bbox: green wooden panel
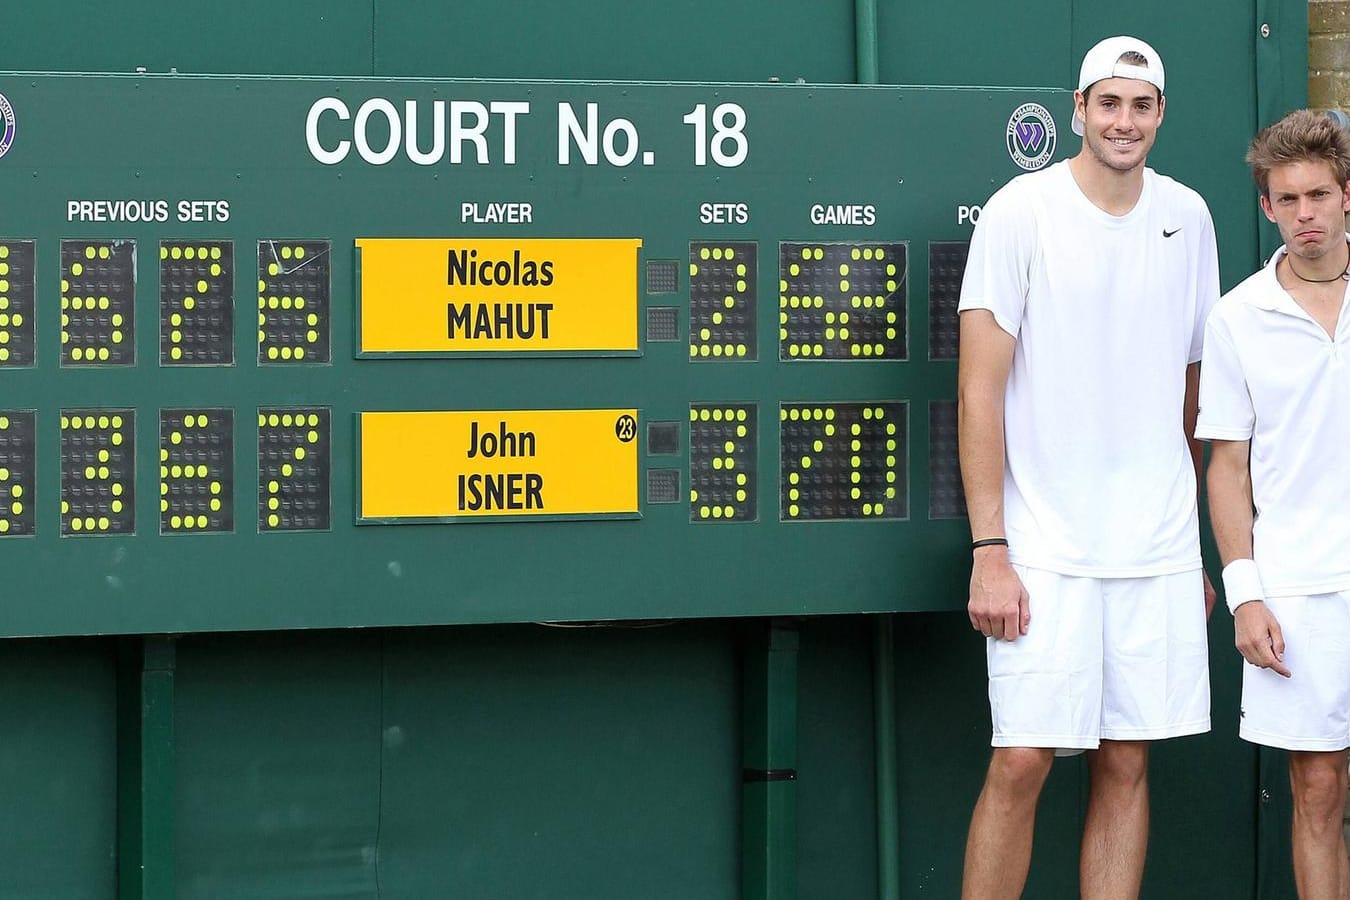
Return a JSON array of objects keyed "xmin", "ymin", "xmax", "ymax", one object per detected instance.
[
  {"xmin": 0, "ymin": 639, "xmax": 116, "ymax": 900},
  {"xmin": 795, "ymin": 616, "xmax": 878, "ymax": 898},
  {"xmin": 1142, "ymin": 617, "xmax": 1259, "ymax": 899},
  {"xmin": 373, "ymin": 0, "xmax": 856, "ymax": 82},
  {"xmin": 0, "ymin": 0, "xmax": 374, "ymax": 76},
  {"xmin": 173, "ymin": 632, "xmax": 383, "ymax": 899},
  {"xmin": 1255, "ymin": 0, "xmax": 1311, "ymax": 266},
  {"xmin": 877, "ymin": 0, "xmax": 1073, "ymax": 87},
  {"xmin": 173, "ymin": 625, "xmax": 739, "ymax": 899},
  {"xmin": 882, "ymin": 612, "xmax": 1083, "ymax": 897},
  {"xmin": 374, "ymin": 624, "xmax": 739, "ymax": 899}
]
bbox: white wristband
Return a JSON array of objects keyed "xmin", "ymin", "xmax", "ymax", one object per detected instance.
[{"xmin": 1221, "ymin": 558, "xmax": 1265, "ymax": 615}]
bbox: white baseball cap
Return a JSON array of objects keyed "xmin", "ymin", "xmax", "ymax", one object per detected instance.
[{"xmin": 1072, "ymin": 35, "xmax": 1166, "ymax": 135}]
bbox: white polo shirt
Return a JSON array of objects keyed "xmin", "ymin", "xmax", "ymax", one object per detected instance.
[
  {"xmin": 1195, "ymin": 243, "xmax": 1350, "ymax": 597},
  {"xmin": 959, "ymin": 161, "xmax": 1219, "ymax": 577}
]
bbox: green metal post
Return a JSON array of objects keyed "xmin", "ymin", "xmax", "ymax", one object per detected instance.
[
  {"xmin": 117, "ymin": 635, "xmax": 177, "ymax": 899},
  {"xmin": 742, "ymin": 619, "xmax": 800, "ymax": 900},
  {"xmin": 853, "ymin": 4, "xmax": 899, "ymax": 892},
  {"xmin": 873, "ymin": 615, "xmax": 900, "ymax": 900},
  {"xmin": 854, "ymin": 0, "xmax": 880, "ymax": 85}
]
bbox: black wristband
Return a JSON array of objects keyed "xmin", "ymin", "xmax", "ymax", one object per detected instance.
[{"xmin": 971, "ymin": 538, "xmax": 1009, "ymax": 550}]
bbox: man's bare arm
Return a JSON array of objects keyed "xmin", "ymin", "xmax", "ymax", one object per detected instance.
[
  {"xmin": 1207, "ymin": 439, "xmax": 1254, "ymax": 566},
  {"xmin": 1184, "ymin": 362, "xmax": 1218, "ymax": 616},
  {"xmin": 957, "ymin": 309, "xmax": 1028, "ymax": 641},
  {"xmin": 1207, "ymin": 438, "xmax": 1288, "ymax": 676}
]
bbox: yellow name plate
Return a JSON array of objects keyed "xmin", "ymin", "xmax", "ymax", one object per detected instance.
[
  {"xmin": 356, "ymin": 238, "xmax": 642, "ymax": 354},
  {"xmin": 359, "ymin": 409, "xmax": 639, "ymax": 520}
]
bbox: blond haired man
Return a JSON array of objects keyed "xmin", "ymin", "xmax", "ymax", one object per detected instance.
[{"xmin": 1199, "ymin": 109, "xmax": 1350, "ymax": 900}]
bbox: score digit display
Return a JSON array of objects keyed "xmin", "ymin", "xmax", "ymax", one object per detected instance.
[
  {"xmin": 0, "ymin": 241, "xmax": 35, "ymax": 367},
  {"xmin": 689, "ymin": 242, "xmax": 756, "ymax": 361},
  {"xmin": 161, "ymin": 241, "xmax": 234, "ymax": 365},
  {"xmin": 258, "ymin": 240, "xmax": 330, "ymax": 363},
  {"xmin": 258, "ymin": 408, "xmax": 332, "ymax": 532},
  {"xmin": 779, "ymin": 243, "xmax": 906, "ymax": 361},
  {"xmin": 689, "ymin": 403, "xmax": 757, "ymax": 522},
  {"xmin": 0, "ymin": 411, "xmax": 36, "ymax": 536},
  {"xmin": 779, "ymin": 402, "xmax": 907, "ymax": 521},
  {"xmin": 61, "ymin": 240, "xmax": 135, "ymax": 366},
  {"xmin": 928, "ymin": 401, "xmax": 966, "ymax": 520},
  {"xmin": 60, "ymin": 409, "xmax": 135, "ymax": 535},
  {"xmin": 160, "ymin": 409, "xmax": 234, "ymax": 534},
  {"xmin": 927, "ymin": 242, "xmax": 968, "ymax": 361}
]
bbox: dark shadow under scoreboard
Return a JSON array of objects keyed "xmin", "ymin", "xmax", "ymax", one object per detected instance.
[{"xmin": 0, "ymin": 74, "xmax": 1068, "ymax": 636}]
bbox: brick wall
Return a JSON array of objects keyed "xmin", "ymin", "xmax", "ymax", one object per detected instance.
[
  {"xmin": 1307, "ymin": 1, "xmax": 1350, "ymax": 847},
  {"xmin": 1311, "ymin": 0, "xmax": 1350, "ymax": 108}
]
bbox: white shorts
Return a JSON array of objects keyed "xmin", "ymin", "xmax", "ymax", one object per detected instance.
[
  {"xmin": 987, "ymin": 565, "xmax": 1211, "ymax": 749},
  {"xmin": 1240, "ymin": 591, "xmax": 1350, "ymax": 752}
]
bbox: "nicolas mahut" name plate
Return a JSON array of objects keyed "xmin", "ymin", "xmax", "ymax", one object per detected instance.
[{"xmin": 356, "ymin": 238, "xmax": 641, "ymax": 354}]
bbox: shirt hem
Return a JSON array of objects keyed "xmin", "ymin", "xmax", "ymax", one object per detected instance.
[
  {"xmin": 1194, "ymin": 425, "xmax": 1252, "ymax": 441},
  {"xmin": 1263, "ymin": 577, "xmax": 1350, "ymax": 599},
  {"xmin": 1101, "ymin": 718, "xmax": 1210, "ymax": 741},
  {"xmin": 1241, "ymin": 726, "xmax": 1350, "ymax": 753},
  {"xmin": 956, "ymin": 300, "xmax": 1018, "ymax": 338},
  {"xmin": 991, "ymin": 732, "xmax": 1099, "ymax": 750},
  {"xmin": 1007, "ymin": 553, "xmax": 1203, "ymax": 579}
]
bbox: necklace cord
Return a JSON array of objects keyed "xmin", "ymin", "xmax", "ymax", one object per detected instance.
[{"xmin": 1285, "ymin": 243, "xmax": 1350, "ymax": 283}]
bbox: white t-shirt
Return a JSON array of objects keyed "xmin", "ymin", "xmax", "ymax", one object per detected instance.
[
  {"xmin": 958, "ymin": 161, "xmax": 1220, "ymax": 576},
  {"xmin": 1195, "ymin": 243, "xmax": 1350, "ymax": 597}
]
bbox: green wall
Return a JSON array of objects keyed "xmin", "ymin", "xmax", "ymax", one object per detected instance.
[{"xmin": 0, "ymin": 640, "xmax": 116, "ymax": 899}]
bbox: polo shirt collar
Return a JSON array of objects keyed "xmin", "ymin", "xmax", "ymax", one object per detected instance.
[{"xmin": 1249, "ymin": 237, "xmax": 1350, "ymax": 313}]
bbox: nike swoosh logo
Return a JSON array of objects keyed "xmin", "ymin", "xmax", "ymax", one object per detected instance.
[{"xmin": 1163, "ymin": 228, "xmax": 1182, "ymax": 237}]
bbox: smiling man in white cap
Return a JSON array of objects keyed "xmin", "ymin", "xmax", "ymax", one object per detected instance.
[{"xmin": 957, "ymin": 36, "xmax": 1220, "ymax": 898}]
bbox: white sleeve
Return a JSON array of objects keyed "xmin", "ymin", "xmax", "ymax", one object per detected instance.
[
  {"xmin": 1188, "ymin": 205, "xmax": 1221, "ymax": 363},
  {"xmin": 957, "ymin": 182, "xmax": 1031, "ymax": 338},
  {"xmin": 1194, "ymin": 313, "xmax": 1254, "ymax": 441}
]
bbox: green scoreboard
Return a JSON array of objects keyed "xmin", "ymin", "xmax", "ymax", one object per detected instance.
[{"xmin": 0, "ymin": 74, "xmax": 1068, "ymax": 636}]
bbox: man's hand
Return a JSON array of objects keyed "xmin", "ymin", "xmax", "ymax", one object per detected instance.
[
  {"xmin": 1202, "ymin": 570, "xmax": 1217, "ymax": 620},
  {"xmin": 1234, "ymin": 601, "xmax": 1290, "ymax": 678},
  {"xmin": 967, "ymin": 548, "xmax": 1030, "ymax": 642}
]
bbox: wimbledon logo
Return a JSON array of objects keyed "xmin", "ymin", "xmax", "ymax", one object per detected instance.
[
  {"xmin": 0, "ymin": 92, "xmax": 13, "ymax": 160},
  {"xmin": 1006, "ymin": 102, "xmax": 1056, "ymax": 171}
]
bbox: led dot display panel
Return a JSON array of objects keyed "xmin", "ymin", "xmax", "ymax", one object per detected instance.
[
  {"xmin": 258, "ymin": 240, "xmax": 330, "ymax": 364},
  {"xmin": 60, "ymin": 409, "xmax": 134, "ymax": 536},
  {"xmin": 689, "ymin": 242, "xmax": 756, "ymax": 361},
  {"xmin": 689, "ymin": 403, "xmax": 757, "ymax": 523},
  {"xmin": 0, "ymin": 241, "xmax": 36, "ymax": 367},
  {"xmin": 928, "ymin": 241, "xmax": 969, "ymax": 361},
  {"xmin": 61, "ymin": 240, "xmax": 135, "ymax": 366},
  {"xmin": 779, "ymin": 402, "xmax": 907, "ymax": 521},
  {"xmin": 929, "ymin": 400, "xmax": 967, "ymax": 519},
  {"xmin": 646, "ymin": 259, "xmax": 679, "ymax": 294},
  {"xmin": 258, "ymin": 407, "xmax": 331, "ymax": 532},
  {"xmin": 0, "ymin": 411, "xmax": 36, "ymax": 536},
  {"xmin": 646, "ymin": 468, "xmax": 680, "ymax": 504},
  {"xmin": 647, "ymin": 422, "xmax": 680, "ymax": 456},
  {"xmin": 779, "ymin": 243, "xmax": 906, "ymax": 361},
  {"xmin": 160, "ymin": 241, "xmax": 234, "ymax": 365},
  {"xmin": 160, "ymin": 409, "xmax": 234, "ymax": 534},
  {"xmin": 646, "ymin": 307, "xmax": 678, "ymax": 342}
]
